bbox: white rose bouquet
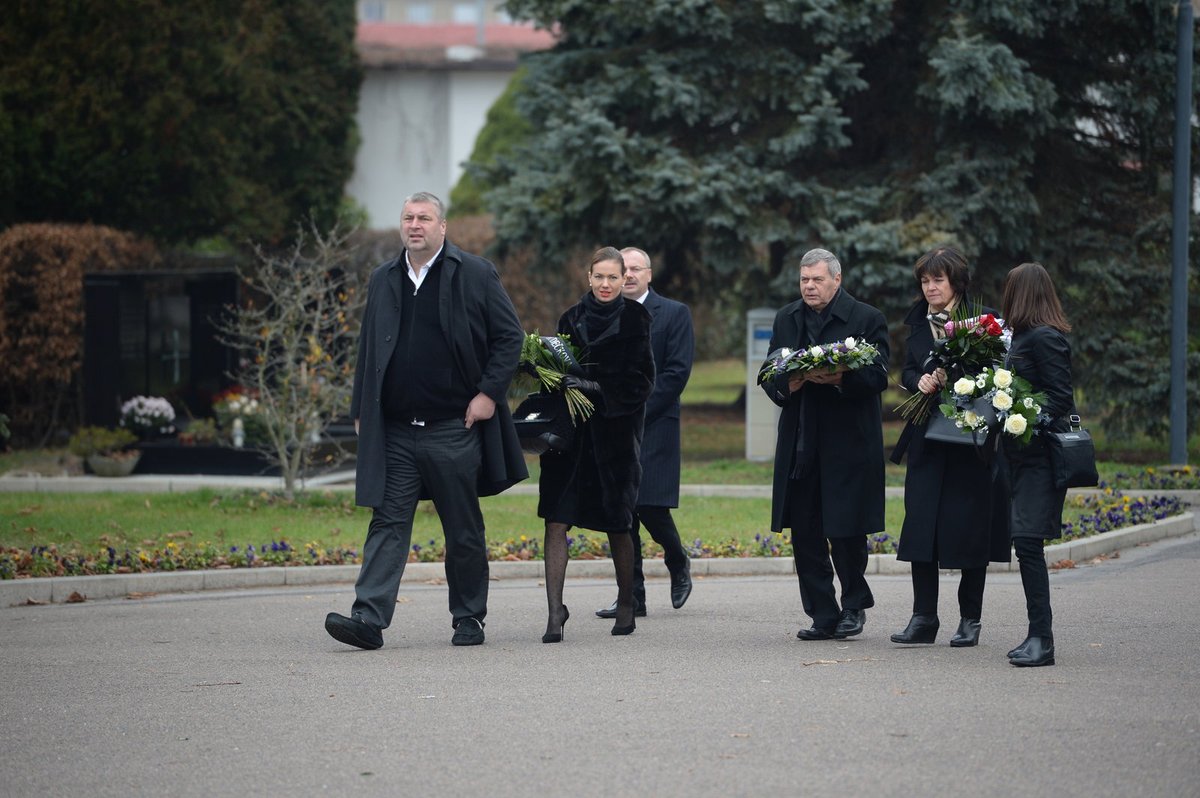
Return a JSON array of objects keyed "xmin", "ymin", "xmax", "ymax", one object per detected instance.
[{"xmin": 939, "ymin": 366, "xmax": 1046, "ymax": 445}]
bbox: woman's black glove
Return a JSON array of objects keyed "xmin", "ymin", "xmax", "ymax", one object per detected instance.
[{"xmin": 561, "ymin": 375, "xmax": 602, "ymax": 398}]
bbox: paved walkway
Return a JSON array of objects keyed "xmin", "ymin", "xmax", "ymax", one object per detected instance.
[{"xmin": 1, "ymin": 532, "xmax": 1197, "ymax": 797}]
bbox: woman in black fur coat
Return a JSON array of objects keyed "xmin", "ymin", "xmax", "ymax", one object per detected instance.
[{"xmin": 538, "ymin": 247, "xmax": 655, "ymax": 642}]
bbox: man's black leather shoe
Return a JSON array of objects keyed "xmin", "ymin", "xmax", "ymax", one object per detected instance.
[
  {"xmin": 1009, "ymin": 636, "xmax": 1054, "ymax": 667},
  {"xmin": 833, "ymin": 608, "xmax": 866, "ymax": 639},
  {"xmin": 890, "ymin": 614, "xmax": 939, "ymax": 644},
  {"xmin": 796, "ymin": 625, "xmax": 836, "ymax": 641},
  {"xmin": 325, "ymin": 612, "xmax": 383, "ymax": 650},
  {"xmin": 949, "ymin": 618, "xmax": 981, "ymax": 647},
  {"xmin": 670, "ymin": 566, "xmax": 693, "ymax": 609},
  {"xmin": 451, "ymin": 617, "xmax": 485, "ymax": 646},
  {"xmin": 595, "ymin": 599, "xmax": 647, "ymax": 619}
]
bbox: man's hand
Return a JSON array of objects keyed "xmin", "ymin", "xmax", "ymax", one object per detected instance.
[
  {"xmin": 805, "ymin": 370, "xmax": 843, "ymax": 386},
  {"xmin": 787, "ymin": 373, "xmax": 806, "ymax": 394},
  {"xmin": 464, "ymin": 392, "xmax": 496, "ymax": 429}
]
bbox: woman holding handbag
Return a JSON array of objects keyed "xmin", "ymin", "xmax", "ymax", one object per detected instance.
[
  {"xmin": 537, "ymin": 247, "xmax": 655, "ymax": 642},
  {"xmin": 1001, "ymin": 262, "xmax": 1076, "ymax": 667},
  {"xmin": 892, "ymin": 247, "xmax": 1010, "ymax": 647}
]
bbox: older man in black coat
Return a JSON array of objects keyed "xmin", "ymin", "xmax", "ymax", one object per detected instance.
[
  {"xmin": 595, "ymin": 247, "xmax": 695, "ymax": 619},
  {"xmin": 761, "ymin": 248, "xmax": 889, "ymax": 641},
  {"xmin": 325, "ymin": 192, "xmax": 527, "ymax": 650}
]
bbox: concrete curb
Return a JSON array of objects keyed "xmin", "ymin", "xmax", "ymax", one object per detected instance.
[
  {"xmin": 0, "ymin": 470, "xmax": 358, "ymax": 494},
  {"xmin": 2, "ymin": 512, "xmax": 1193, "ymax": 607}
]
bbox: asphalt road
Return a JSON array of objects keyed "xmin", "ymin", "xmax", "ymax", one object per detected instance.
[{"xmin": 2, "ymin": 533, "xmax": 1198, "ymax": 798}]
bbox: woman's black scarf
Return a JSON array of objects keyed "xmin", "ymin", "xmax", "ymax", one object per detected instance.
[{"xmin": 580, "ymin": 291, "xmax": 624, "ymax": 345}]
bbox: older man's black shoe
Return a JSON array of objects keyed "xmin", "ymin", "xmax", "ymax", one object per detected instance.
[
  {"xmin": 325, "ymin": 612, "xmax": 383, "ymax": 650},
  {"xmin": 670, "ymin": 566, "xmax": 693, "ymax": 609},
  {"xmin": 833, "ymin": 608, "xmax": 866, "ymax": 638},
  {"xmin": 451, "ymin": 617, "xmax": 485, "ymax": 646},
  {"xmin": 796, "ymin": 625, "xmax": 836, "ymax": 641},
  {"xmin": 1009, "ymin": 636, "xmax": 1054, "ymax": 667},
  {"xmin": 595, "ymin": 599, "xmax": 647, "ymax": 619}
]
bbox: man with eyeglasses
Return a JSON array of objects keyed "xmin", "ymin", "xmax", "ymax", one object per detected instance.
[{"xmin": 595, "ymin": 246, "xmax": 695, "ymax": 619}]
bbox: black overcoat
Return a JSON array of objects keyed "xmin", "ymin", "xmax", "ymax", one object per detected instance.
[
  {"xmin": 896, "ymin": 300, "xmax": 1011, "ymax": 566},
  {"xmin": 636, "ymin": 289, "xmax": 694, "ymax": 508},
  {"xmin": 538, "ymin": 297, "xmax": 655, "ymax": 533},
  {"xmin": 1004, "ymin": 326, "xmax": 1075, "ymax": 540},
  {"xmin": 761, "ymin": 288, "xmax": 889, "ymax": 536},
  {"xmin": 350, "ymin": 241, "xmax": 528, "ymax": 508}
]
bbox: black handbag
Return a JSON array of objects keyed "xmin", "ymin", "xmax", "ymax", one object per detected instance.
[
  {"xmin": 1046, "ymin": 415, "xmax": 1099, "ymax": 489},
  {"xmin": 512, "ymin": 392, "xmax": 576, "ymax": 455},
  {"xmin": 925, "ymin": 397, "xmax": 996, "ymax": 447}
]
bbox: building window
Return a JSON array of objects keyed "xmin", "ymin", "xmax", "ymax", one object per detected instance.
[
  {"xmin": 407, "ymin": 1, "xmax": 433, "ymax": 23},
  {"xmin": 359, "ymin": 0, "xmax": 385, "ymax": 22},
  {"xmin": 453, "ymin": 2, "xmax": 481, "ymax": 24}
]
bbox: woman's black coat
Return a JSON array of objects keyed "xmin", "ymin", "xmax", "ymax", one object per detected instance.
[
  {"xmin": 538, "ymin": 297, "xmax": 655, "ymax": 533},
  {"xmin": 1005, "ymin": 326, "xmax": 1075, "ymax": 540},
  {"xmin": 896, "ymin": 300, "xmax": 1010, "ymax": 566}
]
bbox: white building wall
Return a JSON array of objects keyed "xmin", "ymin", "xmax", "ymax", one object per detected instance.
[
  {"xmin": 346, "ymin": 66, "xmax": 514, "ymax": 229},
  {"xmin": 447, "ymin": 70, "xmax": 511, "ymax": 194}
]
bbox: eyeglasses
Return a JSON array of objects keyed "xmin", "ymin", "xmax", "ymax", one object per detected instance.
[{"xmin": 625, "ymin": 266, "xmax": 649, "ymax": 273}]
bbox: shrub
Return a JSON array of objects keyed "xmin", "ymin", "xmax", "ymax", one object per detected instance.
[
  {"xmin": 67, "ymin": 426, "xmax": 137, "ymax": 458},
  {"xmin": 0, "ymin": 224, "xmax": 159, "ymax": 445}
]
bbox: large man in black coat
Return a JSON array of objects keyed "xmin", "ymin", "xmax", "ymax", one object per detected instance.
[
  {"xmin": 761, "ymin": 248, "xmax": 889, "ymax": 641},
  {"xmin": 595, "ymin": 247, "xmax": 695, "ymax": 619},
  {"xmin": 325, "ymin": 192, "xmax": 527, "ymax": 650}
]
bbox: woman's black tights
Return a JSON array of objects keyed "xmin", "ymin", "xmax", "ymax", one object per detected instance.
[
  {"xmin": 1014, "ymin": 537, "xmax": 1053, "ymax": 638},
  {"xmin": 605, "ymin": 531, "xmax": 636, "ymax": 629},
  {"xmin": 543, "ymin": 523, "xmax": 637, "ymax": 633},
  {"xmin": 543, "ymin": 522, "xmax": 570, "ymax": 637}
]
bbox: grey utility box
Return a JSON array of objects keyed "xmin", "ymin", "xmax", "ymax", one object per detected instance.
[{"xmin": 745, "ymin": 308, "xmax": 780, "ymax": 461}]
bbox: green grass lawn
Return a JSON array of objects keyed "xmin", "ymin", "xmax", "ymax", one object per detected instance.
[
  {"xmin": 681, "ymin": 357, "xmax": 744, "ymax": 405},
  {"xmin": 0, "ymin": 483, "xmax": 1180, "ymax": 563}
]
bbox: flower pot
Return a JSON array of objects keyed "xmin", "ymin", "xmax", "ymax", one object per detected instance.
[{"xmin": 86, "ymin": 452, "xmax": 142, "ymax": 477}]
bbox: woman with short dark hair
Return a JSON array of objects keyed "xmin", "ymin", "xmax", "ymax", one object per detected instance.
[{"xmin": 892, "ymin": 247, "xmax": 1010, "ymax": 647}]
